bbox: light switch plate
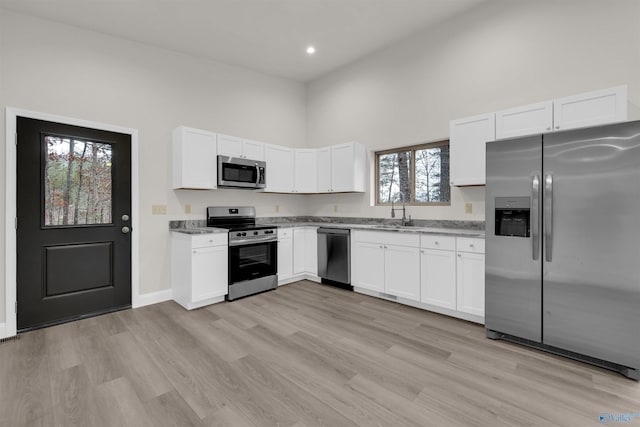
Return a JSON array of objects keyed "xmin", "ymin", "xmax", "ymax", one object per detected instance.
[
  {"xmin": 465, "ymin": 203, "xmax": 473, "ymax": 214},
  {"xmin": 184, "ymin": 204, "xmax": 191, "ymax": 214}
]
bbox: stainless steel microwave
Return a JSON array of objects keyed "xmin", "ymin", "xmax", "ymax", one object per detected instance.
[{"xmin": 217, "ymin": 155, "xmax": 266, "ymax": 189}]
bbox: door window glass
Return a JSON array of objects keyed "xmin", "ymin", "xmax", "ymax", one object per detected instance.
[{"xmin": 44, "ymin": 135, "xmax": 113, "ymax": 226}]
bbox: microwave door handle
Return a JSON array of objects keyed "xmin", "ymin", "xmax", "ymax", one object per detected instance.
[
  {"xmin": 531, "ymin": 175, "xmax": 540, "ymax": 260},
  {"xmin": 256, "ymin": 165, "xmax": 261, "ymax": 185}
]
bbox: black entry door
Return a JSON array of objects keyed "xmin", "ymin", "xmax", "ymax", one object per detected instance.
[{"xmin": 17, "ymin": 117, "xmax": 132, "ymax": 331}]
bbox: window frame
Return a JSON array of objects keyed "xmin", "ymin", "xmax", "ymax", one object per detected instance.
[{"xmin": 375, "ymin": 140, "xmax": 450, "ymax": 206}]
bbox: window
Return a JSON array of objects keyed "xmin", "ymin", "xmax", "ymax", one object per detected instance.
[{"xmin": 376, "ymin": 140, "xmax": 450, "ymax": 205}]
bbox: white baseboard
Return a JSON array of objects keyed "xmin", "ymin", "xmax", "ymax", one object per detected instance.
[
  {"xmin": 133, "ymin": 289, "xmax": 173, "ymax": 309},
  {"xmin": 278, "ymin": 273, "xmax": 321, "ymax": 286},
  {"xmin": 353, "ymin": 286, "xmax": 485, "ymax": 325},
  {"xmin": 0, "ymin": 323, "xmax": 7, "ymax": 339}
]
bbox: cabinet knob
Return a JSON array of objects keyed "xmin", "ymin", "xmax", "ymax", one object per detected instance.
[
  {"xmin": 469, "ymin": 244, "xmax": 474, "ymax": 248},
  {"xmin": 458, "ymin": 254, "xmax": 462, "ymax": 258},
  {"xmin": 555, "ymin": 125, "xmax": 560, "ymax": 129},
  {"xmin": 421, "ymin": 250, "xmax": 424, "ymax": 254},
  {"xmin": 546, "ymin": 127, "xmax": 551, "ymax": 131},
  {"xmin": 434, "ymin": 241, "xmax": 439, "ymax": 245}
]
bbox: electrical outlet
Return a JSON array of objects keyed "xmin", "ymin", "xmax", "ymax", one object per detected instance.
[
  {"xmin": 333, "ymin": 205, "xmax": 338, "ymax": 213},
  {"xmin": 185, "ymin": 204, "xmax": 191, "ymax": 214},
  {"xmin": 275, "ymin": 205, "xmax": 280, "ymax": 213},
  {"xmin": 152, "ymin": 204, "xmax": 167, "ymax": 215},
  {"xmin": 465, "ymin": 203, "xmax": 473, "ymax": 214}
]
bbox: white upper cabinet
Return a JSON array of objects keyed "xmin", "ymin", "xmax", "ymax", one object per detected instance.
[
  {"xmin": 216, "ymin": 133, "xmax": 243, "ymax": 158},
  {"xmin": 172, "ymin": 126, "xmax": 217, "ymax": 190},
  {"xmin": 496, "ymin": 101, "xmax": 553, "ymax": 139},
  {"xmin": 316, "ymin": 147, "xmax": 332, "ymax": 193},
  {"xmin": 451, "ymin": 85, "xmax": 628, "ymax": 187},
  {"xmin": 264, "ymin": 144, "xmax": 294, "ymax": 193},
  {"xmin": 553, "ymin": 85, "xmax": 627, "ymax": 131},
  {"xmin": 172, "ymin": 126, "xmax": 367, "ymax": 194},
  {"xmin": 331, "ymin": 143, "xmax": 366, "ymax": 193},
  {"xmin": 242, "ymin": 139, "xmax": 265, "ymax": 161},
  {"xmin": 294, "ymin": 149, "xmax": 317, "ymax": 193},
  {"xmin": 450, "ymin": 112, "xmax": 495, "ymax": 186},
  {"xmin": 316, "ymin": 143, "xmax": 366, "ymax": 193},
  {"xmin": 217, "ymin": 133, "xmax": 265, "ymax": 161}
]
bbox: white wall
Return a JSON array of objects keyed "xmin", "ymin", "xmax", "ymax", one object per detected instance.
[
  {"xmin": 305, "ymin": 0, "xmax": 640, "ymax": 220},
  {"xmin": 0, "ymin": 10, "xmax": 307, "ymax": 322}
]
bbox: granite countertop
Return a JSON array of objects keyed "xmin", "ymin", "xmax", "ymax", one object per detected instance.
[
  {"xmin": 171, "ymin": 227, "xmax": 228, "ymax": 235},
  {"xmin": 169, "ymin": 217, "xmax": 485, "ymax": 238},
  {"xmin": 263, "ymin": 222, "xmax": 485, "ymax": 238}
]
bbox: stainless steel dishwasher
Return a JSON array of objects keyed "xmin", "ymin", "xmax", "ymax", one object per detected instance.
[{"xmin": 317, "ymin": 228, "xmax": 352, "ymax": 289}]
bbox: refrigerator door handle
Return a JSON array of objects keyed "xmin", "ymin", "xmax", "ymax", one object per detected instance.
[
  {"xmin": 544, "ymin": 173, "xmax": 553, "ymax": 262},
  {"xmin": 532, "ymin": 175, "xmax": 540, "ymax": 260}
]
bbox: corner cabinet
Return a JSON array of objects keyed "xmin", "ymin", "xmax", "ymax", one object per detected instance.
[
  {"xmin": 171, "ymin": 232, "xmax": 228, "ymax": 310},
  {"xmin": 264, "ymin": 144, "xmax": 294, "ymax": 193},
  {"xmin": 449, "ymin": 113, "xmax": 495, "ymax": 186},
  {"xmin": 316, "ymin": 143, "xmax": 367, "ymax": 193},
  {"xmin": 294, "ymin": 149, "xmax": 317, "ymax": 193},
  {"xmin": 172, "ymin": 126, "xmax": 217, "ymax": 189},
  {"xmin": 278, "ymin": 227, "xmax": 319, "ymax": 286}
]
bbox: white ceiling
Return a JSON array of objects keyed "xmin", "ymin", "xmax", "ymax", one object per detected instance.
[{"xmin": 0, "ymin": 0, "xmax": 486, "ymax": 82}]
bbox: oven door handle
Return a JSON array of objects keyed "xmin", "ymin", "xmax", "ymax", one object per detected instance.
[{"xmin": 229, "ymin": 236, "xmax": 277, "ymax": 247}]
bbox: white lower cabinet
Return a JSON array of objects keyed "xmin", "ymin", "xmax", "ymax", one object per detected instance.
[
  {"xmin": 279, "ymin": 227, "xmax": 319, "ymax": 285},
  {"xmin": 303, "ymin": 228, "xmax": 318, "ymax": 276},
  {"xmin": 352, "ymin": 241, "xmax": 385, "ymax": 292},
  {"xmin": 420, "ymin": 235, "xmax": 485, "ymax": 318},
  {"xmin": 171, "ymin": 232, "xmax": 228, "ymax": 310},
  {"xmin": 277, "ymin": 229, "xmax": 293, "ymax": 282},
  {"xmin": 420, "ymin": 236, "xmax": 457, "ymax": 310},
  {"xmin": 384, "ymin": 245, "xmax": 421, "ymax": 301},
  {"xmin": 456, "ymin": 238, "xmax": 485, "ymax": 317},
  {"xmin": 352, "ymin": 231, "xmax": 485, "ymax": 323},
  {"xmin": 351, "ymin": 231, "xmax": 420, "ymax": 301}
]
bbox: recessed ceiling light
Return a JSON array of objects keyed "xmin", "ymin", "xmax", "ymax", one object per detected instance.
[{"xmin": 306, "ymin": 46, "xmax": 316, "ymax": 55}]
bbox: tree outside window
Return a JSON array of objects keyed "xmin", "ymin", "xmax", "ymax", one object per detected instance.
[{"xmin": 376, "ymin": 141, "xmax": 450, "ymax": 205}]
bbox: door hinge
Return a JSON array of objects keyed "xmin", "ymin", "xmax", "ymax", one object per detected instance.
[
  {"xmin": 14, "ymin": 217, "xmax": 17, "ymax": 230},
  {"xmin": 15, "ymin": 133, "xmax": 18, "ymax": 145},
  {"xmin": 15, "ymin": 301, "xmax": 17, "ymax": 313}
]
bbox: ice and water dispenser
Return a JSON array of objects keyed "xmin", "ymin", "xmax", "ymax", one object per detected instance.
[{"xmin": 494, "ymin": 197, "xmax": 530, "ymax": 238}]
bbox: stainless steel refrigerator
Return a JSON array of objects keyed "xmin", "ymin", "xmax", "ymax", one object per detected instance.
[{"xmin": 485, "ymin": 120, "xmax": 640, "ymax": 380}]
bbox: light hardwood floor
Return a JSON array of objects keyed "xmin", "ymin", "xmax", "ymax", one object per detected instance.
[{"xmin": 1, "ymin": 280, "xmax": 638, "ymax": 426}]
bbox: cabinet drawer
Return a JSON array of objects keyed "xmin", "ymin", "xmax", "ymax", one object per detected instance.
[
  {"xmin": 421, "ymin": 235, "xmax": 455, "ymax": 251},
  {"xmin": 192, "ymin": 233, "xmax": 227, "ymax": 248},
  {"xmin": 353, "ymin": 230, "xmax": 419, "ymax": 247},
  {"xmin": 456, "ymin": 237, "xmax": 485, "ymax": 254},
  {"xmin": 278, "ymin": 228, "xmax": 292, "ymax": 239}
]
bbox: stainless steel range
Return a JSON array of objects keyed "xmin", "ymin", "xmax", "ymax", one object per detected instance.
[{"xmin": 206, "ymin": 207, "xmax": 277, "ymax": 300}]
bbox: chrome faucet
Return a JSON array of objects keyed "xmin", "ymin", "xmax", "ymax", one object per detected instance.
[{"xmin": 390, "ymin": 192, "xmax": 413, "ymax": 226}]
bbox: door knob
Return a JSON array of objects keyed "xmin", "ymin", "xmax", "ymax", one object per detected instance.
[{"xmin": 122, "ymin": 226, "xmax": 131, "ymax": 234}]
